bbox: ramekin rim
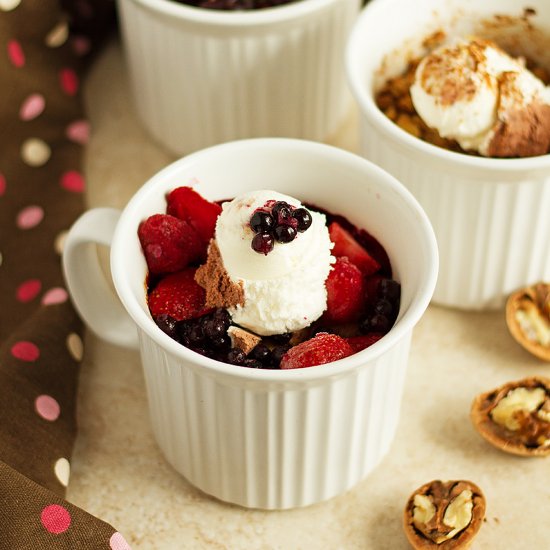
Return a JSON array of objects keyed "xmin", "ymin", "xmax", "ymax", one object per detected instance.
[{"xmin": 127, "ymin": 0, "xmax": 341, "ymax": 26}]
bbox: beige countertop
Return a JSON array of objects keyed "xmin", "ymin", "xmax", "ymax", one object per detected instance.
[{"xmin": 66, "ymin": 38, "xmax": 550, "ymax": 549}]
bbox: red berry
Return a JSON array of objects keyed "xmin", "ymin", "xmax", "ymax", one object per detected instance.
[
  {"xmin": 345, "ymin": 333, "xmax": 384, "ymax": 353},
  {"xmin": 166, "ymin": 186, "xmax": 222, "ymax": 245},
  {"xmin": 328, "ymin": 221, "xmax": 381, "ymax": 276},
  {"xmin": 138, "ymin": 214, "xmax": 204, "ymax": 275},
  {"xmin": 324, "ymin": 257, "xmax": 365, "ymax": 323},
  {"xmin": 148, "ymin": 268, "xmax": 214, "ymax": 321},
  {"xmin": 280, "ymin": 333, "xmax": 353, "ymax": 370}
]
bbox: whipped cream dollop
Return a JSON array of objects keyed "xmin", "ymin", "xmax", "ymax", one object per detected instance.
[
  {"xmin": 410, "ymin": 37, "xmax": 550, "ymax": 157},
  {"xmin": 203, "ymin": 190, "xmax": 334, "ymax": 336}
]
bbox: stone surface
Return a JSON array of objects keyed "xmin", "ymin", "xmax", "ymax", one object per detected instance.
[{"xmin": 66, "ymin": 38, "xmax": 550, "ymax": 550}]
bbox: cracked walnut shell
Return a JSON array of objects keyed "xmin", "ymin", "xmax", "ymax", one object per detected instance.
[
  {"xmin": 506, "ymin": 282, "xmax": 550, "ymax": 362},
  {"xmin": 471, "ymin": 376, "xmax": 550, "ymax": 456},
  {"xmin": 403, "ymin": 480, "xmax": 486, "ymax": 549}
]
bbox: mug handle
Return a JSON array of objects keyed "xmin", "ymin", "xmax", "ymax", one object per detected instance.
[{"xmin": 62, "ymin": 208, "xmax": 140, "ymax": 350}]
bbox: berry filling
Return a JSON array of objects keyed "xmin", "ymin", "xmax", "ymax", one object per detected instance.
[{"xmin": 139, "ymin": 187, "xmax": 401, "ymax": 370}]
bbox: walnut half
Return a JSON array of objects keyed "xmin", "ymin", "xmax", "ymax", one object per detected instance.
[
  {"xmin": 403, "ymin": 480, "xmax": 486, "ymax": 549},
  {"xmin": 506, "ymin": 282, "xmax": 550, "ymax": 362},
  {"xmin": 471, "ymin": 376, "xmax": 550, "ymax": 456}
]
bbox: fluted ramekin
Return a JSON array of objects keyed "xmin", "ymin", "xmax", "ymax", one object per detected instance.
[
  {"xmin": 346, "ymin": 0, "xmax": 550, "ymax": 310},
  {"xmin": 62, "ymin": 138, "xmax": 437, "ymax": 509},
  {"xmin": 116, "ymin": 0, "xmax": 360, "ymax": 155}
]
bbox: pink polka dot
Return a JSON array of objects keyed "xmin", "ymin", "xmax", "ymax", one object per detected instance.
[
  {"xmin": 16, "ymin": 205, "xmax": 44, "ymax": 229},
  {"xmin": 40, "ymin": 504, "xmax": 71, "ymax": 534},
  {"xmin": 7, "ymin": 39, "xmax": 25, "ymax": 67},
  {"xmin": 35, "ymin": 395, "xmax": 61, "ymax": 421},
  {"xmin": 110, "ymin": 532, "xmax": 132, "ymax": 550},
  {"xmin": 20, "ymin": 93, "xmax": 46, "ymax": 121},
  {"xmin": 0, "ymin": 173, "xmax": 5, "ymax": 196},
  {"xmin": 16, "ymin": 279, "xmax": 42, "ymax": 302},
  {"xmin": 41, "ymin": 287, "xmax": 68, "ymax": 305},
  {"xmin": 71, "ymin": 35, "xmax": 91, "ymax": 56},
  {"xmin": 11, "ymin": 341, "xmax": 40, "ymax": 362},
  {"xmin": 66, "ymin": 119, "xmax": 90, "ymax": 145},
  {"xmin": 60, "ymin": 171, "xmax": 85, "ymax": 193},
  {"xmin": 59, "ymin": 68, "xmax": 79, "ymax": 96}
]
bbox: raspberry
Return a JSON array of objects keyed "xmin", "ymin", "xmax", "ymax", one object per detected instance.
[
  {"xmin": 148, "ymin": 268, "xmax": 213, "ymax": 321},
  {"xmin": 138, "ymin": 214, "xmax": 204, "ymax": 275},
  {"xmin": 166, "ymin": 186, "xmax": 222, "ymax": 246},
  {"xmin": 324, "ymin": 257, "xmax": 366, "ymax": 323}
]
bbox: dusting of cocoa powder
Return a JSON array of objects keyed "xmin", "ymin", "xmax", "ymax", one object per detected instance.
[
  {"xmin": 487, "ymin": 96, "xmax": 550, "ymax": 158},
  {"xmin": 195, "ymin": 240, "xmax": 245, "ymax": 309}
]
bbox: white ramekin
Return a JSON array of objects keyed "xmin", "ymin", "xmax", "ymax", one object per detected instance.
[
  {"xmin": 346, "ymin": 0, "xmax": 550, "ymax": 310},
  {"xmin": 116, "ymin": 0, "xmax": 361, "ymax": 155},
  {"xmin": 62, "ymin": 138, "xmax": 437, "ymax": 509}
]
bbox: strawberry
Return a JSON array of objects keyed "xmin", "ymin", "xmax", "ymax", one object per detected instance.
[
  {"xmin": 324, "ymin": 257, "xmax": 365, "ymax": 323},
  {"xmin": 345, "ymin": 333, "xmax": 384, "ymax": 353},
  {"xmin": 148, "ymin": 268, "xmax": 213, "ymax": 321},
  {"xmin": 166, "ymin": 186, "xmax": 222, "ymax": 245},
  {"xmin": 328, "ymin": 221, "xmax": 381, "ymax": 276},
  {"xmin": 138, "ymin": 214, "xmax": 204, "ymax": 275},
  {"xmin": 280, "ymin": 333, "xmax": 353, "ymax": 370}
]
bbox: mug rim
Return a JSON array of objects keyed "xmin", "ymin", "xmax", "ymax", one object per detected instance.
[
  {"xmin": 111, "ymin": 138, "xmax": 438, "ymax": 383},
  {"xmin": 345, "ymin": 0, "xmax": 550, "ymax": 173},
  {"xmin": 128, "ymin": 0, "xmax": 341, "ymax": 27}
]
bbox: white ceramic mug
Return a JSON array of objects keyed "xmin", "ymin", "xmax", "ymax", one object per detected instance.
[
  {"xmin": 346, "ymin": 0, "xmax": 550, "ymax": 310},
  {"xmin": 116, "ymin": 0, "xmax": 361, "ymax": 155},
  {"xmin": 63, "ymin": 138, "xmax": 438, "ymax": 509}
]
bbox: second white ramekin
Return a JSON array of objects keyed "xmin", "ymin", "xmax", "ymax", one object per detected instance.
[
  {"xmin": 347, "ymin": 0, "xmax": 550, "ymax": 310},
  {"xmin": 117, "ymin": 0, "xmax": 360, "ymax": 155}
]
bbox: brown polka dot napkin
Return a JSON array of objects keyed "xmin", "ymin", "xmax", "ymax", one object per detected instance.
[{"xmin": 0, "ymin": 1, "xmax": 132, "ymax": 547}]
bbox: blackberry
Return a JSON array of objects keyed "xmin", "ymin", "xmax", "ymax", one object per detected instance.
[
  {"xmin": 250, "ymin": 343, "xmax": 272, "ymax": 364},
  {"xmin": 274, "ymin": 224, "xmax": 297, "ymax": 243},
  {"xmin": 379, "ymin": 278, "xmax": 401, "ymax": 303},
  {"xmin": 373, "ymin": 298, "xmax": 393, "ymax": 318},
  {"xmin": 271, "ymin": 332, "xmax": 292, "ymax": 344},
  {"xmin": 250, "ymin": 210, "xmax": 274, "ymax": 234},
  {"xmin": 251, "ymin": 232, "xmax": 274, "ymax": 254},
  {"xmin": 270, "ymin": 343, "xmax": 291, "ymax": 367},
  {"xmin": 271, "ymin": 201, "xmax": 291, "ymax": 221},
  {"xmin": 360, "ymin": 312, "xmax": 391, "ymax": 334},
  {"xmin": 227, "ymin": 348, "xmax": 246, "ymax": 365},
  {"xmin": 154, "ymin": 314, "xmax": 178, "ymax": 339},
  {"xmin": 204, "ymin": 317, "xmax": 226, "ymax": 340},
  {"xmin": 292, "ymin": 208, "xmax": 312, "ymax": 232},
  {"xmin": 243, "ymin": 358, "xmax": 263, "ymax": 369}
]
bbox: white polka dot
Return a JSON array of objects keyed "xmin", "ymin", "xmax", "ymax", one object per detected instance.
[
  {"xmin": 54, "ymin": 230, "xmax": 68, "ymax": 255},
  {"xmin": 45, "ymin": 21, "xmax": 69, "ymax": 48},
  {"xmin": 20, "ymin": 93, "xmax": 46, "ymax": 121},
  {"xmin": 21, "ymin": 138, "xmax": 51, "ymax": 167},
  {"xmin": 66, "ymin": 333, "xmax": 83, "ymax": 362},
  {"xmin": 54, "ymin": 458, "xmax": 71, "ymax": 487},
  {"xmin": 0, "ymin": 0, "xmax": 21, "ymax": 11}
]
